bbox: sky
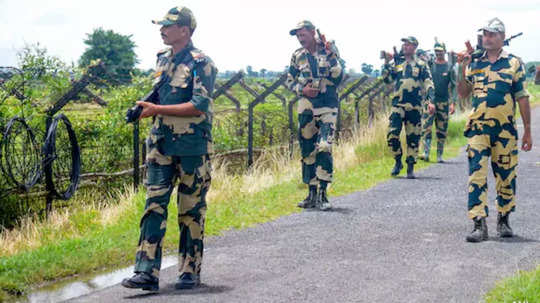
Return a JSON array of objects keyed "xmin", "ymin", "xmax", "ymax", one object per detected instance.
[{"xmin": 1, "ymin": 0, "xmax": 539, "ymax": 73}]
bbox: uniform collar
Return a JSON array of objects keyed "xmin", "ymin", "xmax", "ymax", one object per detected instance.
[
  {"xmin": 172, "ymin": 42, "xmax": 195, "ymax": 62},
  {"xmin": 480, "ymin": 49, "xmax": 509, "ymax": 61}
]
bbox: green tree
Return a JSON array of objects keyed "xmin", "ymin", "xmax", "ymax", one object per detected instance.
[
  {"xmin": 79, "ymin": 28, "xmax": 138, "ymax": 85},
  {"xmin": 361, "ymin": 63, "xmax": 373, "ymax": 75}
]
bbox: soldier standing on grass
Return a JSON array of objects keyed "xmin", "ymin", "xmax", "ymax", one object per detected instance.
[
  {"xmin": 121, "ymin": 6, "xmax": 217, "ymax": 291},
  {"xmin": 382, "ymin": 36, "xmax": 435, "ymax": 179},
  {"xmin": 285, "ymin": 20, "xmax": 344, "ymax": 211},
  {"xmin": 457, "ymin": 18, "xmax": 532, "ymax": 242},
  {"xmin": 419, "ymin": 39, "xmax": 457, "ymax": 163}
]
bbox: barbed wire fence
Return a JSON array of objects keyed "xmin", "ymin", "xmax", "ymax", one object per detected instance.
[{"xmin": 1, "ymin": 68, "xmax": 394, "ymax": 224}]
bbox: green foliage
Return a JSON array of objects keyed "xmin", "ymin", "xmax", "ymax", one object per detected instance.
[
  {"xmin": 79, "ymin": 28, "xmax": 138, "ymax": 85},
  {"xmin": 525, "ymin": 61, "xmax": 539, "ymax": 78},
  {"xmin": 485, "ymin": 265, "xmax": 540, "ymax": 303},
  {"xmin": 361, "ymin": 63, "xmax": 373, "ymax": 75}
]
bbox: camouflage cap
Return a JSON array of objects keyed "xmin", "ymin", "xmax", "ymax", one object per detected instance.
[
  {"xmin": 478, "ymin": 17, "xmax": 505, "ymax": 33},
  {"xmin": 289, "ymin": 20, "xmax": 315, "ymax": 36},
  {"xmin": 434, "ymin": 42, "xmax": 446, "ymax": 52},
  {"xmin": 401, "ymin": 36, "xmax": 419, "ymax": 46},
  {"xmin": 152, "ymin": 6, "xmax": 197, "ymax": 32}
]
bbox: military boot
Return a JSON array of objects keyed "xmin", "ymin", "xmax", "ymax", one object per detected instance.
[
  {"xmin": 437, "ymin": 143, "xmax": 444, "ymax": 163},
  {"xmin": 466, "ymin": 217, "xmax": 488, "ymax": 243},
  {"xmin": 316, "ymin": 188, "xmax": 331, "ymax": 211},
  {"xmin": 497, "ymin": 212, "xmax": 513, "ymax": 238},
  {"xmin": 298, "ymin": 185, "xmax": 317, "ymax": 208},
  {"xmin": 406, "ymin": 161, "xmax": 415, "ymax": 179},
  {"xmin": 121, "ymin": 272, "xmax": 159, "ymax": 291},
  {"xmin": 175, "ymin": 272, "xmax": 201, "ymax": 289},
  {"xmin": 391, "ymin": 157, "xmax": 403, "ymax": 176},
  {"xmin": 420, "ymin": 138, "xmax": 431, "ymax": 162}
]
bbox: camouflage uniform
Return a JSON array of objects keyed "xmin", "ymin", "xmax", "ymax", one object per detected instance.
[
  {"xmin": 286, "ymin": 23, "xmax": 343, "ymax": 188},
  {"xmin": 382, "ymin": 38, "xmax": 434, "ymax": 166},
  {"xmin": 464, "ymin": 50, "xmax": 528, "ymax": 219},
  {"xmin": 421, "ymin": 42, "xmax": 456, "ymax": 159},
  {"xmin": 134, "ymin": 40, "xmax": 217, "ymax": 280}
]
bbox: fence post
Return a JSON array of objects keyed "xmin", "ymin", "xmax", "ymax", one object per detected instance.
[
  {"xmin": 247, "ymin": 103, "xmax": 255, "ymax": 166},
  {"xmin": 141, "ymin": 137, "xmax": 146, "ymax": 183},
  {"xmin": 288, "ymin": 99, "xmax": 296, "ymax": 158},
  {"xmin": 133, "ymin": 121, "xmax": 140, "ymax": 190}
]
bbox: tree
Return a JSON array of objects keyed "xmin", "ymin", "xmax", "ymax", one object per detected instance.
[
  {"xmin": 246, "ymin": 65, "xmax": 256, "ymax": 77},
  {"xmin": 260, "ymin": 68, "xmax": 267, "ymax": 79},
  {"xmin": 79, "ymin": 28, "xmax": 138, "ymax": 85},
  {"xmin": 361, "ymin": 63, "xmax": 373, "ymax": 75}
]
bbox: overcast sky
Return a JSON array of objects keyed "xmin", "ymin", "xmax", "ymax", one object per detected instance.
[{"xmin": 1, "ymin": 0, "xmax": 539, "ymax": 73}]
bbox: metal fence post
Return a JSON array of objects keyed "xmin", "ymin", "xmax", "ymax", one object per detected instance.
[{"xmin": 133, "ymin": 121, "xmax": 140, "ymax": 190}]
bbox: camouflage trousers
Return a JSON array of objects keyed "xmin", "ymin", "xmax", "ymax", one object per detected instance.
[
  {"xmin": 467, "ymin": 132, "xmax": 517, "ymax": 219},
  {"xmin": 387, "ymin": 105, "xmax": 422, "ymax": 164},
  {"xmin": 421, "ymin": 101, "xmax": 449, "ymax": 156},
  {"xmin": 298, "ymin": 107, "xmax": 337, "ymax": 186},
  {"xmin": 134, "ymin": 143, "xmax": 211, "ymax": 279}
]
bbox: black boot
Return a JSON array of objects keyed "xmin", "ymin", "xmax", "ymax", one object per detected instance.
[
  {"xmin": 298, "ymin": 185, "xmax": 317, "ymax": 208},
  {"xmin": 406, "ymin": 162, "xmax": 415, "ymax": 179},
  {"xmin": 121, "ymin": 272, "xmax": 159, "ymax": 291},
  {"xmin": 497, "ymin": 212, "xmax": 513, "ymax": 238},
  {"xmin": 175, "ymin": 272, "xmax": 201, "ymax": 289},
  {"xmin": 437, "ymin": 143, "xmax": 444, "ymax": 163},
  {"xmin": 316, "ymin": 188, "xmax": 331, "ymax": 211},
  {"xmin": 391, "ymin": 157, "xmax": 403, "ymax": 176},
  {"xmin": 466, "ymin": 217, "xmax": 488, "ymax": 243}
]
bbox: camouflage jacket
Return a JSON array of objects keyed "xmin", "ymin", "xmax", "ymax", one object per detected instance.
[
  {"xmin": 464, "ymin": 50, "xmax": 529, "ymax": 139},
  {"xmin": 382, "ymin": 56, "xmax": 434, "ymax": 110},
  {"xmin": 148, "ymin": 42, "xmax": 217, "ymax": 156},
  {"xmin": 285, "ymin": 41, "xmax": 344, "ymax": 109}
]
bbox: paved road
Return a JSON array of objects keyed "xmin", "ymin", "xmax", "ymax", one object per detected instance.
[{"xmin": 71, "ymin": 109, "xmax": 540, "ymax": 303}]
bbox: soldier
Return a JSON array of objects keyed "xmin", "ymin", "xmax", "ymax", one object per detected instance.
[
  {"xmin": 286, "ymin": 20, "xmax": 344, "ymax": 211},
  {"xmin": 419, "ymin": 40, "xmax": 456, "ymax": 163},
  {"xmin": 457, "ymin": 18, "xmax": 532, "ymax": 242},
  {"xmin": 382, "ymin": 36, "xmax": 434, "ymax": 179},
  {"xmin": 121, "ymin": 6, "xmax": 217, "ymax": 290}
]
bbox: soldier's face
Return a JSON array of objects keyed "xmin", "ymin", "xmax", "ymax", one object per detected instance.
[
  {"xmin": 435, "ymin": 50, "xmax": 445, "ymax": 60},
  {"xmin": 296, "ymin": 28, "xmax": 316, "ymax": 49},
  {"xmin": 402, "ymin": 42, "xmax": 416, "ymax": 56},
  {"xmin": 482, "ymin": 30, "xmax": 505, "ymax": 51},
  {"xmin": 160, "ymin": 25, "xmax": 190, "ymax": 45}
]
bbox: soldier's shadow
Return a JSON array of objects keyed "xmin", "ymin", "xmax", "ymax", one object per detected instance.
[
  {"xmin": 490, "ymin": 235, "xmax": 540, "ymax": 243},
  {"xmin": 124, "ymin": 284, "xmax": 233, "ymax": 300},
  {"xmin": 393, "ymin": 176, "xmax": 442, "ymax": 180},
  {"xmin": 305, "ymin": 207, "xmax": 354, "ymax": 215}
]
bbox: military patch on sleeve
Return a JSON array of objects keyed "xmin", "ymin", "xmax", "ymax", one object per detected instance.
[{"xmin": 190, "ymin": 50, "xmax": 208, "ymax": 64}]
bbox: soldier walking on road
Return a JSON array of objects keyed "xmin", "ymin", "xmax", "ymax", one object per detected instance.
[
  {"xmin": 456, "ymin": 18, "xmax": 532, "ymax": 242},
  {"xmin": 121, "ymin": 6, "xmax": 217, "ymax": 290},
  {"xmin": 286, "ymin": 20, "xmax": 344, "ymax": 211}
]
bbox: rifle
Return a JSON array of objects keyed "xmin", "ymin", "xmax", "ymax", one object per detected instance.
[
  {"xmin": 462, "ymin": 32, "xmax": 523, "ymax": 61},
  {"xmin": 125, "ymin": 78, "xmax": 164, "ymax": 123},
  {"xmin": 379, "ymin": 46, "xmax": 404, "ymax": 65}
]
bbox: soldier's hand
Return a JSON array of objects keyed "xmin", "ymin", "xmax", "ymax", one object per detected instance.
[
  {"xmin": 521, "ymin": 130, "xmax": 533, "ymax": 151},
  {"xmin": 428, "ymin": 102, "xmax": 436, "ymax": 115},
  {"xmin": 457, "ymin": 52, "xmax": 471, "ymax": 67},
  {"xmin": 136, "ymin": 101, "xmax": 158, "ymax": 119},
  {"xmin": 302, "ymin": 85, "xmax": 320, "ymax": 98},
  {"xmin": 384, "ymin": 52, "xmax": 393, "ymax": 64},
  {"xmin": 449, "ymin": 103, "xmax": 455, "ymax": 115}
]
